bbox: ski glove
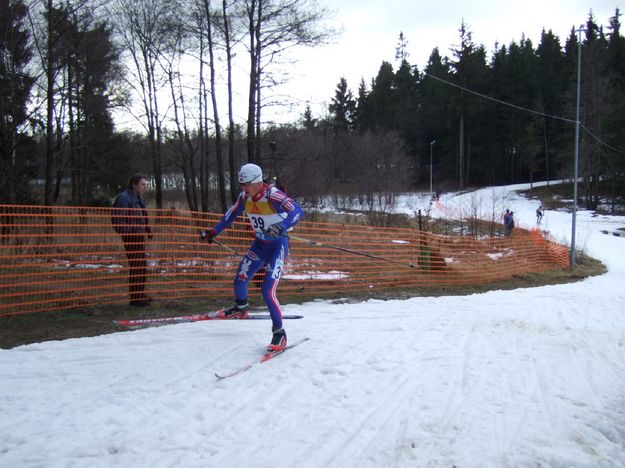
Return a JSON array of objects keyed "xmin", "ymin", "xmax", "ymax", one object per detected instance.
[
  {"xmin": 200, "ymin": 229, "xmax": 218, "ymax": 243},
  {"xmin": 265, "ymin": 223, "xmax": 285, "ymax": 238}
]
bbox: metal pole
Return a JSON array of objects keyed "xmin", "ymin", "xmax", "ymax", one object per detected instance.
[
  {"xmin": 571, "ymin": 26, "xmax": 583, "ymax": 268},
  {"xmin": 430, "ymin": 140, "xmax": 436, "ymax": 194}
]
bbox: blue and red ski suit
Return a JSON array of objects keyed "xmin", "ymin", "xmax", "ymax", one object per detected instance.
[{"xmin": 212, "ymin": 183, "xmax": 304, "ymax": 329}]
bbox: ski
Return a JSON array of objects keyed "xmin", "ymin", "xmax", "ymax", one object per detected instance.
[
  {"xmin": 215, "ymin": 336, "xmax": 310, "ymax": 380},
  {"xmin": 113, "ymin": 312, "xmax": 304, "ymax": 327}
]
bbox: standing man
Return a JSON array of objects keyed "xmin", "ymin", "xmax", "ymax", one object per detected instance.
[
  {"xmin": 203, "ymin": 163, "xmax": 304, "ymax": 351},
  {"xmin": 112, "ymin": 174, "xmax": 152, "ymax": 307}
]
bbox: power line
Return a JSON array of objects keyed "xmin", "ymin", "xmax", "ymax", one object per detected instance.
[
  {"xmin": 579, "ymin": 123, "xmax": 625, "ymax": 155},
  {"xmin": 423, "ymin": 71, "xmax": 576, "ymax": 123},
  {"xmin": 423, "ymin": 71, "xmax": 625, "ymax": 155}
]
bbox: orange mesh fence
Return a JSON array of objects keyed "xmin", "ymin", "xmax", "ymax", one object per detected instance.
[{"xmin": 0, "ymin": 204, "xmax": 569, "ymax": 317}]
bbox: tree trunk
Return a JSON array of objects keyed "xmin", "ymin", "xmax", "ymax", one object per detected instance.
[
  {"xmin": 168, "ymin": 66, "xmax": 197, "ymax": 211},
  {"xmin": 246, "ymin": 0, "xmax": 258, "ymax": 163},
  {"xmin": 67, "ymin": 62, "xmax": 78, "ymax": 204},
  {"xmin": 203, "ymin": 0, "xmax": 227, "ymax": 212},
  {"xmin": 465, "ymin": 135, "xmax": 471, "ymax": 187},
  {"xmin": 141, "ymin": 46, "xmax": 163, "ymax": 208},
  {"xmin": 253, "ymin": 0, "xmax": 263, "ymax": 163},
  {"xmin": 543, "ymin": 117, "xmax": 550, "ymax": 187},
  {"xmin": 223, "ymin": 0, "xmax": 238, "ymax": 203},
  {"xmin": 44, "ymin": 0, "xmax": 55, "ymax": 205},
  {"xmin": 458, "ymin": 112, "xmax": 464, "ymax": 189},
  {"xmin": 198, "ymin": 34, "xmax": 209, "ymax": 211}
]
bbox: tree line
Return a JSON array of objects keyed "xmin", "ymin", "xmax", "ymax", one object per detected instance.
[
  {"xmin": 1, "ymin": 1, "xmax": 624, "ymax": 212},
  {"xmin": 320, "ymin": 12, "xmax": 625, "ymax": 211}
]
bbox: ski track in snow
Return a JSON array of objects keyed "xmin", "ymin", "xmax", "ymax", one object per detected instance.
[{"xmin": 2, "ymin": 184, "xmax": 625, "ymax": 468}]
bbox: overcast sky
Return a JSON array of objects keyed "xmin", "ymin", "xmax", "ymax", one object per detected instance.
[{"xmin": 270, "ymin": 0, "xmax": 619, "ymax": 123}]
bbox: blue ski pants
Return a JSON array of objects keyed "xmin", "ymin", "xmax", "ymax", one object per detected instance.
[{"xmin": 234, "ymin": 237, "xmax": 288, "ymax": 329}]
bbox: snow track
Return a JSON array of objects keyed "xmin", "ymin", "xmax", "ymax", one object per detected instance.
[{"xmin": 2, "ymin": 186, "xmax": 625, "ymax": 467}]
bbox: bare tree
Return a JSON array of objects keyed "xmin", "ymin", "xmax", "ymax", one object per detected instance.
[
  {"xmin": 162, "ymin": 23, "xmax": 200, "ymax": 211},
  {"xmin": 185, "ymin": 0, "xmax": 240, "ymax": 210},
  {"xmin": 110, "ymin": 0, "xmax": 181, "ymax": 208},
  {"xmin": 221, "ymin": 0, "xmax": 240, "ymax": 203},
  {"xmin": 200, "ymin": 0, "xmax": 227, "ymax": 211},
  {"xmin": 43, "ymin": 0, "xmax": 57, "ymax": 204},
  {"xmin": 242, "ymin": 0, "xmax": 333, "ymax": 163}
]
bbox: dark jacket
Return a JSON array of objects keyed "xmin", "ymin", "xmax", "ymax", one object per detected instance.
[{"xmin": 112, "ymin": 188, "xmax": 150, "ymax": 235}]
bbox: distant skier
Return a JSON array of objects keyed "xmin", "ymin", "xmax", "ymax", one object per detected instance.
[
  {"xmin": 536, "ymin": 205, "xmax": 543, "ymax": 224},
  {"xmin": 202, "ymin": 163, "xmax": 304, "ymax": 352},
  {"xmin": 503, "ymin": 209, "xmax": 515, "ymax": 237}
]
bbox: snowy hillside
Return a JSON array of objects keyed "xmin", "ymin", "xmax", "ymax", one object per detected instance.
[{"xmin": 1, "ymin": 183, "xmax": 625, "ymax": 468}]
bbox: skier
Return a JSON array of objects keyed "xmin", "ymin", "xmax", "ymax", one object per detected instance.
[
  {"xmin": 203, "ymin": 163, "xmax": 304, "ymax": 351},
  {"xmin": 536, "ymin": 205, "xmax": 543, "ymax": 224}
]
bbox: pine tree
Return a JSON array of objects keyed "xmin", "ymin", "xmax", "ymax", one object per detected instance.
[
  {"xmin": 393, "ymin": 59, "xmax": 420, "ymax": 158},
  {"xmin": 449, "ymin": 21, "xmax": 489, "ymax": 187},
  {"xmin": 0, "ymin": 0, "xmax": 35, "ymax": 203},
  {"xmin": 352, "ymin": 78, "xmax": 368, "ymax": 130},
  {"xmin": 420, "ymin": 48, "xmax": 454, "ymax": 185},
  {"xmin": 301, "ymin": 104, "xmax": 317, "ymax": 130},
  {"xmin": 361, "ymin": 61, "xmax": 395, "ymax": 131},
  {"xmin": 536, "ymin": 29, "xmax": 567, "ymax": 183},
  {"xmin": 328, "ymin": 77, "xmax": 356, "ymax": 131},
  {"xmin": 604, "ymin": 9, "xmax": 625, "ymax": 211},
  {"xmin": 395, "ymin": 31, "xmax": 409, "ymax": 63},
  {"xmin": 580, "ymin": 12, "xmax": 610, "ymax": 209}
]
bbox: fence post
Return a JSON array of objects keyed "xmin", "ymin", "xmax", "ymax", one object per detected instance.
[
  {"xmin": 416, "ymin": 210, "xmax": 431, "ymax": 271},
  {"xmin": 170, "ymin": 207, "xmax": 177, "ymax": 301}
]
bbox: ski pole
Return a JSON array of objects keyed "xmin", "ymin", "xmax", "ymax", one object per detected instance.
[
  {"xmin": 288, "ymin": 234, "xmax": 415, "ymax": 269},
  {"xmin": 200, "ymin": 230, "xmax": 243, "ymax": 256},
  {"xmin": 212, "ymin": 238, "xmax": 243, "ymax": 256}
]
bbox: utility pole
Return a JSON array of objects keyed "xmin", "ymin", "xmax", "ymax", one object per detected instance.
[
  {"xmin": 571, "ymin": 25, "xmax": 583, "ymax": 268},
  {"xmin": 430, "ymin": 140, "xmax": 436, "ymax": 195}
]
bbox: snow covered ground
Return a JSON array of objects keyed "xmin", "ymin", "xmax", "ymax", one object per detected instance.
[{"xmin": 2, "ymin": 183, "xmax": 625, "ymax": 468}]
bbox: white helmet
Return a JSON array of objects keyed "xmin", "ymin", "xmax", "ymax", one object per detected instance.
[{"xmin": 238, "ymin": 163, "xmax": 263, "ymax": 184}]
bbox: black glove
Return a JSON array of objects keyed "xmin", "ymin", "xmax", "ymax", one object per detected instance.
[
  {"xmin": 200, "ymin": 229, "xmax": 217, "ymax": 243},
  {"xmin": 265, "ymin": 223, "xmax": 284, "ymax": 238}
]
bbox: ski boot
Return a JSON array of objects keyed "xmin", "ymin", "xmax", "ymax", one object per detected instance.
[
  {"xmin": 218, "ymin": 302, "xmax": 249, "ymax": 319},
  {"xmin": 267, "ymin": 326, "xmax": 287, "ymax": 352}
]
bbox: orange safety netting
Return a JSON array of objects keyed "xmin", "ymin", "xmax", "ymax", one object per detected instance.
[{"xmin": 0, "ymin": 204, "xmax": 569, "ymax": 317}]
